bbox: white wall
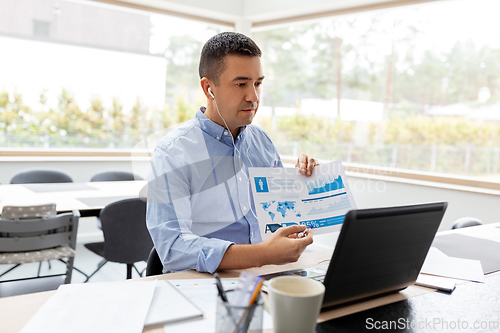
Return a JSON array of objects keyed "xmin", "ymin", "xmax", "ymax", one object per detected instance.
[{"xmin": 0, "ymin": 159, "xmax": 150, "ymax": 184}]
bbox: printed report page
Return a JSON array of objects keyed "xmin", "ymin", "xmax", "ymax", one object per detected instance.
[{"xmin": 249, "ymin": 160, "xmax": 356, "ymax": 240}]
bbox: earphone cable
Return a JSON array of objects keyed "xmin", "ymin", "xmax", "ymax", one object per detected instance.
[{"xmin": 212, "ymin": 96, "xmax": 259, "ymax": 221}]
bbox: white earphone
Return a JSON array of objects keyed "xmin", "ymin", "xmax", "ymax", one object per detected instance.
[{"xmin": 208, "ymin": 87, "xmax": 215, "ymax": 98}]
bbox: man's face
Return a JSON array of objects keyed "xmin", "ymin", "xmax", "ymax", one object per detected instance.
[{"xmin": 208, "ymin": 54, "xmax": 264, "ymax": 136}]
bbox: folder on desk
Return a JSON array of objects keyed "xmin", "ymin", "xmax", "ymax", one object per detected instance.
[{"xmin": 144, "ymin": 280, "xmax": 203, "ymax": 329}]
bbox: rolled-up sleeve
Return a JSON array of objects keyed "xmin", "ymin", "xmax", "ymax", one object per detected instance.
[{"xmin": 146, "ymin": 143, "xmax": 233, "ymax": 273}]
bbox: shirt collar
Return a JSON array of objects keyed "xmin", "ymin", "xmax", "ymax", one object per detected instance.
[{"xmin": 195, "ymin": 107, "xmax": 247, "ymax": 146}]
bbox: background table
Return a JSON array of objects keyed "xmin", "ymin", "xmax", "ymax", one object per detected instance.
[{"xmin": 0, "ymin": 180, "xmax": 147, "ymax": 217}]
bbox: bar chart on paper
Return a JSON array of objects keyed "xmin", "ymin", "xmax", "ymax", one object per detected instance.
[{"xmin": 306, "ymin": 175, "xmax": 345, "ymax": 195}]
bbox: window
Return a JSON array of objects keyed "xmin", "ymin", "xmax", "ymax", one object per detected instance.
[
  {"xmin": 0, "ymin": 0, "xmax": 224, "ymax": 149},
  {"xmin": 252, "ymin": 0, "xmax": 500, "ymax": 180}
]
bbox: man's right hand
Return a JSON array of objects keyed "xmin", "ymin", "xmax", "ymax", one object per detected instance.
[{"xmin": 258, "ymin": 224, "xmax": 313, "ymax": 266}]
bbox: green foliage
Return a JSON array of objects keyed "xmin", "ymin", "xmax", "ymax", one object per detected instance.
[
  {"xmin": 4, "ymin": 86, "xmax": 493, "ymax": 149},
  {"xmin": 261, "ymin": 113, "xmax": 356, "ymax": 145},
  {"xmin": 384, "ymin": 116, "xmax": 500, "ymax": 146},
  {"xmin": 108, "ymin": 98, "xmax": 125, "ymax": 134},
  {"xmin": 175, "ymin": 97, "xmax": 196, "ymax": 123},
  {"xmin": 260, "ymin": 112, "xmax": 500, "ymax": 148},
  {"xmin": 0, "ymin": 89, "xmax": 196, "ymax": 148},
  {"xmin": 276, "ymin": 114, "xmax": 331, "ymax": 143}
]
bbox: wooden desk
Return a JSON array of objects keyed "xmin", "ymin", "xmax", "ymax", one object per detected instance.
[
  {"xmin": 2, "ymin": 224, "xmax": 500, "ymax": 333},
  {"xmin": 0, "ymin": 181, "xmax": 147, "ymax": 217}
]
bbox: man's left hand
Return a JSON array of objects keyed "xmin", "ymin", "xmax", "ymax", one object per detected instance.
[{"xmin": 295, "ymin": 154, "xmax": 319, "ymax": 177}]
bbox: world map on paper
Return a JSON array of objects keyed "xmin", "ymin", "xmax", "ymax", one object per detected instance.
[{"xmin": 260, "ymin": 200, "xmax": 302, "ymax": 222}]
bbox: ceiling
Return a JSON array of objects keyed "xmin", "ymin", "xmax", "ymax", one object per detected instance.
[{"xmin": 95, "ymin": 0, "xmax": 439, "ymax": 28}]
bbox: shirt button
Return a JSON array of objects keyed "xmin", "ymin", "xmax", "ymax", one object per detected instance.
[
  {"xmin": 243, "ymin": 206, "xmax": 247, "ymax": 211},
  {"xmin": 239, "ymin": 177, "xmax": 242, "ymax": 181},
  {"xmin": 224, "ymin": 131, "xmax": 228, "ymax": 135},
  {"xmin": 251, "ymin": 232, "xmax": 254, "ymax": 237},
  {"xmin": 216, "ymin": 136, "xmax": 220, "ymax": 140}
]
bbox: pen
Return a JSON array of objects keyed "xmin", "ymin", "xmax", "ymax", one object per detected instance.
[
  {"xmin": 247, "ymin": 277, "xmax": 263, "ymax": 306},
  {"xmin": 240, "ymin": 292, "xmax": 261, "ymax": 332},
  {"xmin": 214, "ymin": 273, "xmax": 239, "ymax": 328},
  {"xmin": 298, "ymin": 226, "xmax": 312, "ymax": 238},
  {"xmin": 235, "ymin": 277, "xmax": 263, "ymax": 333},
  {"xmin": 214, "ymin": 272, "xmax": 228, "ymax": 302}
]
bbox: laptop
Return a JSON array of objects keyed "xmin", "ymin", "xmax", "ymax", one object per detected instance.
[{"xmin": 262, "ymin": 202, "xmax": 448, "ymax": 308}]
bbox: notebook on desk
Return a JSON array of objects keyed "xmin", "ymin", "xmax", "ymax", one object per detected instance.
[
  {"xmin": 145, "ymin": 280, "xmax": 203, "ymax": 329},
  {"xmin": 262, "ymin": 202, "xmax": 448, "ymax": 308}
]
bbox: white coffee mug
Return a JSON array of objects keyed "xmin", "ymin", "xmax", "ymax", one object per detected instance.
[{"xmin": 267, "ymin": 276, "xmax": 325, "ymax": 333}]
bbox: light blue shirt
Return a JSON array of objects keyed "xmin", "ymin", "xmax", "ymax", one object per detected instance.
[{"xmin": 146, "ymin": 107, "xmax": 282, "ymax": 273}]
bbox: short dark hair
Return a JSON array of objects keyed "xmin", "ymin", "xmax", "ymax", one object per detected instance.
[{"xmin": 199, "ymin": 32, "xmax": 261, "ymax": 85}]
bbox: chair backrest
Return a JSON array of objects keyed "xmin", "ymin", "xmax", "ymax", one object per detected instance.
[
  {"xmin": 146, "ymin": 247, "xmax": 163, "ymax": 277},
  {"xmin": 90, "ymin": 171, "xmax": 143, "ymax": 182},
  {"xmin": 1, "ymin": 204, "xmax": 57, "ymax": 220},
  {"xmin": 452, "ymin": 217, "xmax": 483, "ymax": 229},
  {"xmin": 0, "ymin": 210, "xmax": 80, "ymax": 252},
  {"xmin": 10, "ymin": 169, "xmax": 73, "ymax": 184},
  {"xmin": 99, "ymin": 198, "xmax": 153, "ymax": 264}
]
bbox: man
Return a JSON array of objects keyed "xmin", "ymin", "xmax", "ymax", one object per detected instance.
[{"xmin": 147, "ymin": 32, "xmax": 317, "ymax": 273}]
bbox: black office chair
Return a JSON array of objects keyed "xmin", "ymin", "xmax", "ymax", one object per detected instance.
[
  {"xmin": 145, "ymin": 247, "xmax": 164, "ymax": 277},
  {"xmin": 10, "ymin": 169, "xmax": 73, "ymax": 184},
  {"xmin": 452, "ymin": 217, "xmax": 483, "ymax": 229},
  {"xmin": 84, "ymin": 198, "xmax": 153, "ymax": 281},
  {"xmin": 90, "ymin": 171, "xmax": 144, "ymax": 229},
  {"xmin": 90, "ymin": 171, "xmax": 143, "ymax": 182}
]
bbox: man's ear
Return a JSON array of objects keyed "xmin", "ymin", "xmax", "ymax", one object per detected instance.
[{"xmin": 201, "ymin": 78, "xmax": 214, "ymax": 100}]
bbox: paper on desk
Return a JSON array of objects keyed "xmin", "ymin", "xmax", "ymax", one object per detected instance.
[
  {"xmin": 454, "ymin": 225, "xmax": 500, "ymax": 244},
  {"xmin": 145, "ymin": 280, "xmax": 203, "ymax": 328},
  {"xmin": 237, "ymin": 256, "xmax": 323, "ymax": 276},
  {"xmin": 416, "ymin": 274, "xmax": 456, "ymax": 292},
  {"xmin": 421, "ymin": 247, "xmax": 485, "ymax": 283},
  {"xmin": 20, "ymin": 280, "xmax": 157, "ymax": 333},
  {"xmin": 163, "ymin": 278, "xmax": 273, "ymax": 333},
  {"xmin": 235, "ymin": 249, "xmax": 332, "ymax": 276}
]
